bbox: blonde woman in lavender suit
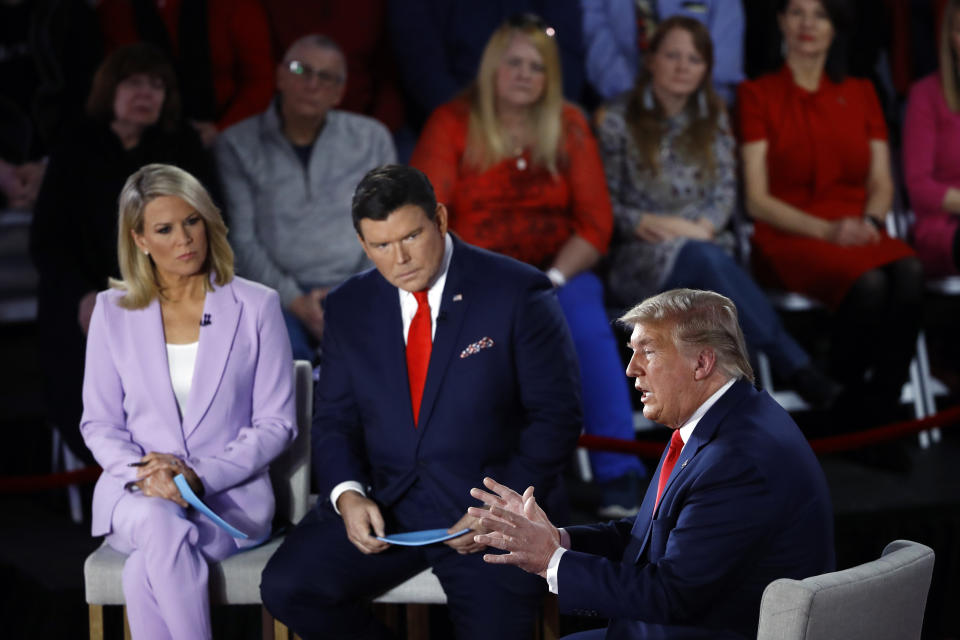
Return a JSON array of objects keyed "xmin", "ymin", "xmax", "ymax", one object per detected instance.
[{"xmin": 79, "ymin": 163, "xmax": 296, "ymax": 640}]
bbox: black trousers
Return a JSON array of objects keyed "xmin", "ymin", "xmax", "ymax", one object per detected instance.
[{"xmin": 261, "ymin": 487, "xmax": 544, "ymax": 640}]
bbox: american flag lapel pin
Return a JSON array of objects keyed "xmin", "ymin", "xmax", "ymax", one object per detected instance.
[{"xmin": 453, "ymin": 293, "xmax": 463, "ymax": 301}]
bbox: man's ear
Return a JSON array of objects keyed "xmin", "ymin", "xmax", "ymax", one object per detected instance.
[{"xmin": 693, "ymin": 347, "xmax": 717, "ymax": 381}]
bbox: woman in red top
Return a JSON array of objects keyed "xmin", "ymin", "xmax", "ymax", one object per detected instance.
[
  {"xmin": 739, "ymin": 0, "xmax": 922, "ymax": 421},
  {"xmin": 412, "ymin": 14, "xmax": 645, "ymax": 516}
]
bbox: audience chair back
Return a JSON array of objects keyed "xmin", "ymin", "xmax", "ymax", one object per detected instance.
[{"xmin": 756, "ymin": 539, "xmax": 935, "ymax": 640}]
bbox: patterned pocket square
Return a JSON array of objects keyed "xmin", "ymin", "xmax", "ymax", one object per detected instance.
[{"xmin": 460, "ymin": 337, "xmax": 494, "ymax": 359}]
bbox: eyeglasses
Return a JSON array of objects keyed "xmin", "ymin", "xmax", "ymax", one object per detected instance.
[
  {"xmin": 506, "ymin": 12, "xmax": 556, "ymax": 37},
  {"xmin": 285, "ymin": 60, "xmax": 344, "ymax": 87}
]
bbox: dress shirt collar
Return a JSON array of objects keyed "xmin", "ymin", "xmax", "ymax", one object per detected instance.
[
  {"xmin": 677, "ymin": 377, "xmax": 737, "ymax": 446},
  {"xmin": 399, "ymin": 233, "xmax": 454, "ymax": 342}
]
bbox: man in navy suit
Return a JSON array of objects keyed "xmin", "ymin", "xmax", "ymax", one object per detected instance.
[
  {"xmin": 260, "ymin": 164, "xmax": 582, "ymax": 639},
  {"xmin": 472, "ymin": 289, "xmax": 835, "ymax": 639}
]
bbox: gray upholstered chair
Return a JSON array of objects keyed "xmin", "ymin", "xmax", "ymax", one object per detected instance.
[
  {"xmin": 757, "ymin": 539, "xmax": 935, "ymax": 640},
  {"xmin": 84, "ymin": 360, "xmax": 313, "ymax": 640},
  {"xmin": 371, "ymin": 567, "xmax": 559, "ymax": 640}
]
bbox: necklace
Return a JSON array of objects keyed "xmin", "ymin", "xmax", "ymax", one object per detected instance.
[{"xmin": 512, "ymin": 146, "xmax": 527, "ymax": 171}]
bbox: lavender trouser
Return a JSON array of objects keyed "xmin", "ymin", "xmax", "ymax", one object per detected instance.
[{"xmin": 106, "ymin": 491, "xmax": 239, "ymax": 640}]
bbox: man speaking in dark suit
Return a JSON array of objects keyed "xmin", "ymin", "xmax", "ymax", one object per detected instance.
[
  {"xmin": 471, "ymin": 289, "xmax": 835, "ymax": 639},
  {"xmin": 260, "ymin": 164, "xmax": 582, "ymax": 639}
]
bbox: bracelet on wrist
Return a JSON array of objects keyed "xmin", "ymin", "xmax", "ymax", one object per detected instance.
[{"xmin": 863, "ymin": 215, "xmax": 884, "ymax": 231}]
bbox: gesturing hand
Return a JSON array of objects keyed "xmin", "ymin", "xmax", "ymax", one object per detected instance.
[
  {"xmin": 468, "ymin": 478, "xmax": 561, "ymax": 577},
  {"xmin": 337, "ymin": 491, "xmax": 390, "ymax": 555},
  {"xmin": 470, "ymin": 477, "xmax": 556, "ymax": 530},
  {"xmin": 471, "ymin": 501, "xmax": 561, "ymax": 578}
]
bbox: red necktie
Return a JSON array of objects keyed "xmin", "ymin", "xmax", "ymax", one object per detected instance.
[
  {"xmin": 654, "ymin": 430, "xmax": 685, "ymax": 512},
  {"xmin": 406, "ymin": 291, "xmax": 432, "ymax": 426}
]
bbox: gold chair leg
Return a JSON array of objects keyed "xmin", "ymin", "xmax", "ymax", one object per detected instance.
[
  {"xmin": 88, "ymin": 605, "xmax": 104, "ymax": 640},
  {"xmin": 406, "ymin": 603, "xmax": 430, "ymax": 640},
  {"xmin": 273, "ymin": 617, "xmax": 290, "ymax": 640},
  {"xmin": 542, "ymin": 593, "xmax": 560, "ymax": 640},
  {"xmin": 123, "ymin": 605, "xmax": 132, "ymax": 640}
]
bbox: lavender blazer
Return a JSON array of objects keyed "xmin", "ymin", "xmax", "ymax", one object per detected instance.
[{"xmin": 80, "ymin": 276, "xmax": 297, "ymax": 543}]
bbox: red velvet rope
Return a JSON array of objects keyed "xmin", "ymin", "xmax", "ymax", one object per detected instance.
[
  {"xmin": 1, "ymin": 405, "xmax": 958, "ymax": 493},
  {"xmin": 578, "ymin": 404, "xmax": 960, "ymax": 459},
  {"xmin": 0, "ymin": 465, "xmax": 102, "ymax": 493}
]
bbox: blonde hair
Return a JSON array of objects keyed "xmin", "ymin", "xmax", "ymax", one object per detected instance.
[
  {"xmin": 940, "ymin": 0, "xmax": 960, "ymax": 112},
  {"xmin": 111, "ymin": 163, "xmax": 233, "ymax": 309},
  {"xmin": 619, "ymin": 288, "xmax": 754, "ymax": 383},
  {"xmin": 465, "ymin": 15, "xmax": 564, "ymax": 173}
]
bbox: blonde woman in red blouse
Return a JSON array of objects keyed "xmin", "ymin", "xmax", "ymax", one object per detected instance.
[{"xmin": 412, "ymin": 13, "xmax": 646, "ymax": 515}]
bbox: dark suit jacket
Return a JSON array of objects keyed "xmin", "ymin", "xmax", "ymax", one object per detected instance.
[
  {"xmin": 312, "ymin": 236, "xmax": 582, "ymax": 524},
  {"xmin": 560, "ymin": 379, "xmax": 834, "ymax": 639}
]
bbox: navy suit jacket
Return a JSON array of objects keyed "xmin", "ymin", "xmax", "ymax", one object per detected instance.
[
  {"xmin": 312, "ymin": 236, "xmax": 582, "ymax": 524},
  {"xmin": 560, "ymin": 379, "xmax": 834, "ymax": 639}
]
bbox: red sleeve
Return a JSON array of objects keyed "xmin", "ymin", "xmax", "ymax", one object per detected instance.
[
  {"xmin": 96, "ymin": 0, "xmax": 139, "ymax": 53},
  {"xmin": 216, "ymin": 0, "xmax": 275, "ymax": 129},
  {"xmin": 409, "ymin": 101, "xmax": 468, "ymax": 207},
  {"xmin": 859, "ymin": 78, "xmax": 888, "ymax": 141},
  {"xmin": 736, "ymin": 78, "xmax": 769, "ymax": 144},
  {"xmin": 562, "ymin": 104, "xmax": 613, "ymax": 254}
]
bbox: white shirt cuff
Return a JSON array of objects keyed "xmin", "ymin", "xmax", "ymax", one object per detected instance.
[
  {"xmin": 330, "ymin": 481, "xmax": 365, "ymax": 515},
  {"xmin": 546, "ymin": 528, "xmax": 571, "ymax": 594}
]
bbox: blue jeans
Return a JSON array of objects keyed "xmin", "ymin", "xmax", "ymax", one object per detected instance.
[
  {"xmin": 662, "ymin": 241, "xmax": 809, "ymax": 376},
  {"xmin": 556, "ymin": 272, "xmax": 646, "ymax": 483},
  {"xmin": 282, "ymin": 307, "xmax": 317, "ymax": 363}
]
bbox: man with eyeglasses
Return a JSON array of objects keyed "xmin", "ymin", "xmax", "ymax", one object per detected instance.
[{"xmin": 215, "ymin": 34, "xmax": 396, "ymax": 362}]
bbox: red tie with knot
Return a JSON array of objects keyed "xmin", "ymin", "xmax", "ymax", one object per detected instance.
[
  {"xmin": 406, "ymin": 290, "xmax": 432, "ymax": 426},
  {"xmin": 654, "ymin": 430, "xmax": 685, "ymax": 512}
]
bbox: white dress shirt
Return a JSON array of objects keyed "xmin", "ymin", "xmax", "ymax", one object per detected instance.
[
  {"xmin": 545, "ymin": 377, "xmax": 737, "ymax": 593},
  {"xmin": 330, "ymin": 233, "xmax": 454, "ymax": 513}
]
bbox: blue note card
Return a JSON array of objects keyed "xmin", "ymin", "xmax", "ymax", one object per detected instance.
[
  {"xmin": 174, "ymin": 473, "xmax": 250, "ymax": 539},
  {"xmin": 376, "ymin": 528, "xmax": 472, "ymax": 546}
]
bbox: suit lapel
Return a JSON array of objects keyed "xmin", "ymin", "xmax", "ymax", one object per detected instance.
[
  {"xmin": 182, "ymin": 281, "xmax": 240, "ymax": 438},
  {"xmin": 415, "ymin": 245, "xmax": 469, "ymax": 431},
  {"xmin": 630, "ymin": 379, "xmax": 754, "ymax": 562},
  {"xmin": 372, "ymin": 273, "xmax": 414, "ymax": 427},
  {"xmin": 137, "ymin": 297, "xmax": 184, "ymax": 436}
]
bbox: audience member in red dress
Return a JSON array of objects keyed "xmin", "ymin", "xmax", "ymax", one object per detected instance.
[
  {"xmin": 411, "ymin": 14, "xmax": 646, "ymax": 516},
  {"xmin": 96, "ymin": 0, "xmax": 274, "ymax": 147},
  {"xmin": 739, "ymin": 0, "xmax": 923, "ymax": 423},
  {"xmin": 263, "ymin": 0, "xmax": 404, "ymax": 132},
  {"xmin": 903, "ymin": 0, "xmax": 960, "ymax": 277}
]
